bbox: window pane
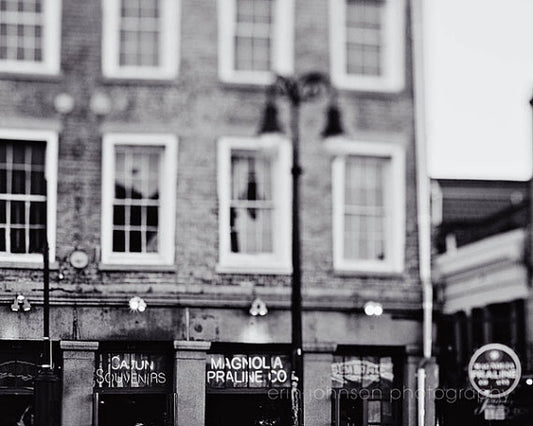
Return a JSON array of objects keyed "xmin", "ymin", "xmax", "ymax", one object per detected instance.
[
  {"xmin": 29, "ymin": 201, "xmax": 45, "ymax": 225},
  {"xmin": 10, "ymin": 227, "xmax": 25, "ymax": 253},
  {"xmin": 30, "ymin": 171, "xmax": 45, "ymax": 195},
  {"xmin": 119, "ymin": 0, "xmax": 161, "ymax": 67},
  {"xmin": 112, "ymin": 145, "xmax": 162, "ymax": 254},
  {"xmin": 0, "ymin": 228, "xmax": 5, "ymax": 251},
  {"xmin": 113, "ymin": 230, "xmax": 125, "ymax": 252},
  {"xmin": 346, "ymin": 0, "xmax": 384, "ymax": 76},
  {"xmin": 11, "ymin": 169, "xmax": 25, "ymax": 194},
  {"xmin": 129, "ymin": 230, "xmax": 142, "ymax": 252},
  {"xmin": 29, "ymin": 228, "xmax": 44, "ymax": 253},
  {"xmin": 343, "ymin": 156, "xmax": 388, "ymax": 261},
  {"xmin": 10, "ymin": 200, "xmax": 24, "ymax": 224},
  {"xmin": 0, "ymin": 200, "xmax": 5, "ymax": 223},
  {"xmin": 234, "ymin": 0, "xmax": 273, "ymax": 72}
]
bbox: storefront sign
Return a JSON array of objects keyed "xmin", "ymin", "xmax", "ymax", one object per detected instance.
[
  {"xmin": 0, "ymin": 360, "xmax": 37, "ymax": 389},
  {"xmin": 468, "ymin": 343, "xmax": 521, "ymax": 398},
  {"xmin": 206, "ymin": 354, "xmax": 291, "ymax": 388},
  {"xmin": 331, "ymin": 356, "xmax": 394, "ymax": 388},
  {"xmin": 94, "ymin": 352, "xmax": 170, "ymax": 389}
]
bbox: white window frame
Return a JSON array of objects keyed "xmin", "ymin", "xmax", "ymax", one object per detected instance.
[
  {"xmin": 218, "ymin": 0, "xmax": 294, "ymax": 85},
  {"xmin": 329, "ymin": 0, "xmax": 405, "ymax": 92},
  {"xmin": 101, "ymin": 133, "xmax": 177, "ymax": 266},
  {"xmin": 329, "ymin": 137, "xmax": 405, "ymax": 274},
  {"xmin": 0, "ymin": 0, "xmax": 61, "ymax": 75},
  {"xmin": 0, "ymin": 128, "xmax": 57, "ymax": 264},
  {"xmin": 101, "ymin": 0, "xmax": 180, "ymax": 79},
  {"xmin": 217, "ymin": 135, "xmax": 291, "ymax": 274}
]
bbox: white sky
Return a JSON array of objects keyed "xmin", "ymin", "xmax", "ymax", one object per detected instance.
[{"xmin": 425, "ymin": 0, "xmax": 533, "ymax": 180}]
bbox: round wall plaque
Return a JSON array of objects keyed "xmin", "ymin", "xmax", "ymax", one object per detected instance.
[
  {"xmin": 468, "ymin": 343, "xmax": 521, "ymax": 398},
  {"xmin": 69, "ymin": 250, "xmax": 89, "ymax": 269}
]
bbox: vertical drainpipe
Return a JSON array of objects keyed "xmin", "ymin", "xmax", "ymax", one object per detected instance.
[{"xmin": 410, "ymin": 0, "xmax": 434, "ymax": 425}]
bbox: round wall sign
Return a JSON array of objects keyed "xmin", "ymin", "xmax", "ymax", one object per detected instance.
[
  {"xmin": 69, "ymin": 249, "xmax": 89, "ymax": 269},
  {"xmin": 468, "ymin": 343, "xmax": 521, "ymax": 398}
]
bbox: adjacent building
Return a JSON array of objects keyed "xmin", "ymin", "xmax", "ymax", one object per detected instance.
[
  {"xmin": 433, "ymin": 178, "xmax": 533, "ymax": 425},
  {"xmin": 0, "ymin": 1, "xmax": 431, "ymax": 425}
]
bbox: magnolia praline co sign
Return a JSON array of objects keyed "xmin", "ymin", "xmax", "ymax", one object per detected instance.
[
  {"xmin": 468, "ymin": 343, "xmax": 521, "ymax": 398},
  {"xmin": 206, "ymin": 354, "xmax": 291, "ymax": 388}
]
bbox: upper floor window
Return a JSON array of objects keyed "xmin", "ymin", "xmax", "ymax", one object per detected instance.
[
  {"xmin": 101, "ymin": 133, "xmax": 177, "ymax": 265},
  {"xmin": 102, "ymin": 0, "xmax": 179, "ymax": 79},
  {"xmin": 0, "ymin": 0, "xmax": 61, "ymax": 74},
  {"xmin": 330, "ymin": 0, "xmax": 405, "ymax": 92},
  {"xmin": 217, "ymin": 136, "xmax": 291, "ymax": 274},
  {"xmin": 0, "ymin": 129, "xmax": 58, "ymax": 263},
  {"xmin": 330, "ymin": 138, "xmax": 405, "ymax": 273},
  {"xmin": 218, "ymin": 0, "xmax": 293, "ymax": 85}
]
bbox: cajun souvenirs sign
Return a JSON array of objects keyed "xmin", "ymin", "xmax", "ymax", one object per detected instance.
[
  {"xmin": 94, "ymin": 352, "xmax": 171, "ymax": 389},
  {"xmin": 331, "ymin": 356, "xmax": 394, "ymax": 389},
  {"xmin": 468, "ymin": 343, "xmax": 521, "ymax": 398},
  {"xmin": 206, "ymin": 354, "xmax": 291, "ymax": 388}
]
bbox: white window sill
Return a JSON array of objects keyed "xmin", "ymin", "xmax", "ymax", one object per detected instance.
[
  {"xmin": 333, "ymin": 262, "xmax": 403, "ymax": 277},
  {"xmin": 102, "ymin": 68, "xmax": 178, "ymax": 81},
  {"xmin": 216, "ymin": 263, "xmax": 292, "ymax": 275},
  {"xmin": 98, "ymin": 263, "xmax": 176, "ymax": 272},
  {"xmin": 219, "ymin": 71, "xmax": 275, "ymax": 87},
  {"xmin": 332, "ymin": 74, "xmax": 405, "ymax": 93}
]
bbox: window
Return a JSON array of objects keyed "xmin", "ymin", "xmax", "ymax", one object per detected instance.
[
  {"xmin": 0, "ymin": 0, "xmax": 61, "ymax": 74},
  {"xmin": 217, "ymin": 136, "xmax": 291, "ymax": 273},
  {"xmin": 218, "ymin": 0, "xmax": 293, "ymax": 85},
  {"xmin": 330, "ymin": 139, "xmax": 405, "ymax": 273},
  {"xmin": 102, "ymin": 0, "xmax": 179, "ymax": 79},
  {"xmin": 0, "ymin": 129, "xmax": 57, "ymax": 263},
  {"xmin": 331, "ymin": 354, "xmax": 401, "ymax": 426},
  {"xmin": 101, "ymin": 133, "xmax": 177, "ymax": 265},
  {"xmin": 330, "ymin": 0, "xmax": 405, "ymax": 92}
]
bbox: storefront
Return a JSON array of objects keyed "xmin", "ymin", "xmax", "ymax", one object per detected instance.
[
  {"xmin": 93, "ymin": 343, "xmax": 175, "ymax": 426},
  {"xmin": 205, "ymin": 344, "xmax": 292, "ymax": 426},
  {"xmin": 0, "ymin": 340, "xmax": 61, "ymax": 426},
  {"xmin": 331, "ymin": 348, "xmax": 404, "ymax": 426}
]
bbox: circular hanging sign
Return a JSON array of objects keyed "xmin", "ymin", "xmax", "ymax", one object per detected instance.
[{"xmin": 468, "ymin": 343, "xmax": 521, "ymax": 398}]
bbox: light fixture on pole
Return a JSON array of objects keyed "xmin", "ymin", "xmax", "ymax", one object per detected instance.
[{"xmin": 258, "ymin": 72, "xmax": 343, "ymax": 426}]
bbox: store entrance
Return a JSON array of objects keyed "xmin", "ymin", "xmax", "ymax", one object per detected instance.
[
  {"xmin": 97, "ymin": 393, "xmax": 171, "ymax": 426},
  {"xmin": 206, "ymin": 393, "xmax": 291, "ymax": 426}
]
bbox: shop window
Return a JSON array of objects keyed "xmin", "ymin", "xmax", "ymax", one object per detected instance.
[
  {"xmin": 0, "ymin": 342, "xmax": 60, "ymax": 426},
  {"xmin": 0, "ymin": 129, "xmax": 57, "ymax": 264},
  {"xmin": 102, "ymin": 0, "xmax": 179, "ymax": 79},
  {"xmin": 218, "ymin": 0, "xmax": 293, "ymax": 85},
  {"xmin": 330, "ymin": 0, "xmax": 405, "ymax": 92},
  {"xmin": 331, "ymin": 353, "xmax": 402, "ymax": 426},
  {"xmin": 0, "ymin": 0, "xmax": 61, "ymax": 74},
  {"xmin": 101, "ymin": 133, "xmax": 177, "ymax": 266},
  {"xmin": 206, "ymin": 349, "xmax": 292, "ymax": 426},
  {"xmin": 93, "ymin": 348, "xmax": 175, "ymax": 426},
  {"xmin": 217, "ymin": 136, "xmax": 291, "ymax": 274},
  {"xmin": 330, "ymin": 139, "xmax": 405, "ymax": 274}
]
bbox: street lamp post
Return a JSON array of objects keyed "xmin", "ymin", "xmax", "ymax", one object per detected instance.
[
  {"xmin": 34, "ymin": 179, "xmax": 60, "ymax": 426},
  {"xmin": 259, "ymin": 73, "xmax": 343, "ymax": 426}
]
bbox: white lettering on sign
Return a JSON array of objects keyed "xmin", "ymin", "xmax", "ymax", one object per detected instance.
[
  {"xmin": 206, "ymin": 354, "xmax": 290, "ymax": 388},
  {"xmin": 94, "ymin": 353, "xmax": 169, "ymax": 389},
  {"xmin": 468, "ymin": 343, "xmax": 522, "ymax": 399}
]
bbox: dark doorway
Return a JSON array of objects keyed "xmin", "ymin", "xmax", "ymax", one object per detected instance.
[
  {"xmin": 97, "ymin": 393, "xmax": 171, "ymax": 426},
  {"xmin": 206, "ymin": 393, "xmax": 291, "ymax": 426},
  {"xmin": 0, "ymin": 394, "xmax": 33, "ymax": 426}
]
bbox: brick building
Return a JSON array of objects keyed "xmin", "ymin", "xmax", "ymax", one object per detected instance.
[{"xmin": 0, "ymin": 0, "xmax": 432, "ymax": 425}]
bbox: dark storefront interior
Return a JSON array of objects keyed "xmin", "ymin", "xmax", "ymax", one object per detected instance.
[
  {"xmin": 93, "ymin": 342, "xmax": 174, "ymax": 426},
  {"xmin": 437, "ymin": 299, "xmax": 533, "ymax": 425}
]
